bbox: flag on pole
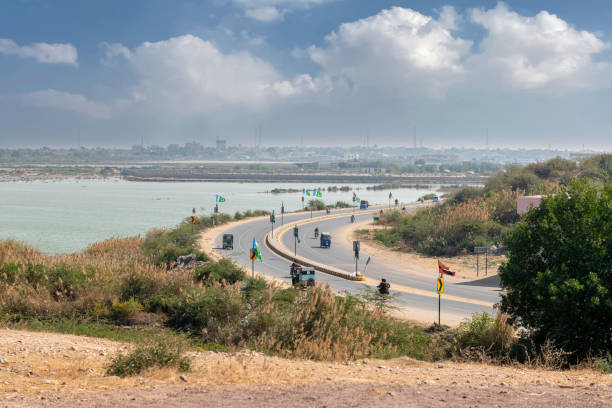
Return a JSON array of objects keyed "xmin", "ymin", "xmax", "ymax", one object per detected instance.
[
  {"xmin": 355, "ymin": 196, "xmax": 361, "ymax": 202},
  {"xmin": 305, "ymin": 189, "xmax": 311, "ymax": 196},
  {"xmin": 302, "ymin": 188, "xmax": 306, "ymax": 195},
  {"xmin": 216, "ymin": 194, "xmax": 226, "ymax": 203},
  {"xmin": 252, "ymin": 237, "xmax": 262, "ymax": 262},
  {"xmin": 438, "ymin": 260, "xmax": 455, "ymax": 276},
  {"xmin": 313, "ymin": 188, "xmax": 317, "ymax": 197},
  {"xmin": 316, "ymin": 190, "xmax": 322, "ymax": 197}
]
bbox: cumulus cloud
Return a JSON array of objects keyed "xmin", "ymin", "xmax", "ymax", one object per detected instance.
[
  {"xmin": 233, "ymin": 0, "xmax": 332, "ymax": 22},
  {"xmin": 0, "ymin": 38, "xmax": 78, "ymax": 65},
  {"xmin": 469, "ymin": 2, "xmax": 611, "ymax": 90},
  {"xmin": 21, "ymin": 90, "xmax": 112, "ymax": 119},
  {"xmin": 126, "ymin": 34, "xmax": 316, "ymax": 115},
  {"xmin": 307, "ymin": 6, "xmax": 472, "ymax": 97}
]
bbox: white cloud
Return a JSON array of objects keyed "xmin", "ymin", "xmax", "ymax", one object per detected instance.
[
  {"xmin": 0, "ymin": 38, "xmax": 78, "ymax": 65},
  {"xmin": 470, "ymin": 2, "xmax": 611, "ymax": 90},
  {"xmin": 233, "ymin": 0, "xmax": 332, "ymax": 22},
  {"xmin": 245, "ymin": 6, "xmax": 285, "ymax": 22},
  {"xmin": 21, "ymin": 89, "xmax": 112, "ymax": 119},
  {"xmin": 307, "ymin": 6, "xmax": 472, "ymax": 97},
  {"xmin": 121, "ymin": 35, "xmax": 316, "ymax": 115},
  {"xmin": 101, "ymin": 42, "xmax": 132, "ymax": 64}
]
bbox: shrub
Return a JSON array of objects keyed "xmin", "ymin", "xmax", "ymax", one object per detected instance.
[
  {"xmin": 305, "ymin": 199, "xmax": 326, "ymax": 210},
  {"xmin": 106, "ymin": 336, "xmax": 190, "ymax": 377},
  {"xmin": 455, "ymin": 313, "xmax": 515, "ymax": 358},
  {"xmin": 112, "ymin": 299, "xmax": 143, "ymax": 323},
  {"xmin": 195, "ymin": 259, "xmax": 246, "ymax": 285},
  {"xmin": 500, "ymin": 180, "xmax": 612, "ymax": 362},
  {"xmin": 334, "ymin": 201, "xmax": 351, "ymax": 208}
]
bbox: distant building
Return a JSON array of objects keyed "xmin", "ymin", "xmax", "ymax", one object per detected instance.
[
  {"xmin": 216, "ymin": 139, "xmax": 227, "ymax": 150},
  {"xmin": 569, "ymin": 152, "xmax": 604, "ymax": 161},
  {"xmin": 517, "ymin": 195, "xmax": 542, "ymax": 215}
]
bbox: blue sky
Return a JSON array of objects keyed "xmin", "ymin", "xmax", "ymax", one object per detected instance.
[{"xmin": 1, "ymin": 0, "xmax": 612, "ymax": 149}]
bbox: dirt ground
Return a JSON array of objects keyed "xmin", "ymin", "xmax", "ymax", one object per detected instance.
[
  {"xmin": 1, "ymin": 329, "xmax": 610, "ymax": 407},
  {"xmin": 345, "ymin": 220, "xmax": 504, "ymax": 281}
]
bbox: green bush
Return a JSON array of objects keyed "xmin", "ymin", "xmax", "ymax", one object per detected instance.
[
  {"xmin": 194, "ymin": 259, "xmax": 245, "ymax": 285},
  {"xmin": 106, "ymin": 336, "xmax": 190, "ymax": 377},
  {"xmin": 455, "ymin": 313, "xmax": 515, "ymax": 356},
  {"xmin": 306, "ymin": 199, "xmax": 326, "ymax": 210},
  {"xmin": 166, "ymin": 287, "xmax": 243, "ymax": 338},
  {"xmin": 500, "ymin": 180, "xmax": 612, "ymax": 362},
  {"xmin": 112, "ymin": 299, "xmax": 143, "ymax": 323},
  {"xmin": 334, "ymin": 201, "xmax": 351, "ymax": 208}
]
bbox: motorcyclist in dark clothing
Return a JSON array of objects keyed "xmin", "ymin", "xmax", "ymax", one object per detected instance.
[
  {"xmin": 377, "ymin": 278, "xmax": 390, "ymax": 295},
  {"xmin": 350, "ymin": 214, "xmax": 355, "ymax": 223}
]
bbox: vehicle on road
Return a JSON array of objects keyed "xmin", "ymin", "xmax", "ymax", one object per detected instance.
[
  {"xmin": 377, "ymin": 278, "xmax": 390, "ymax": 295},
  {"xmin": 222, "ymin": 234, "xmax": 233, "ymax": 250},
  {"xmin": 350, "ymin": 214, "xmax": 355, "ymax": 223},
  {"xmin": 433, "ymin": 196, "xmax": 439, "ymax": 202},
  {"xmin": 325, "ymin": 207, "xmax": 331, "ymax": 214},
  {"xmin": 314, "ymin": 227, "xmax": 319, "ymax": 238},
  {"xmin": 320, "ymin": 232, "xmax": 331, "ymax": 248},
  {"xmin": 290, "ymin": 263, "xmax": 316, "ymax": 287},
  {"xmin": 360, "ymin": 200, "xmax": 369, "ymax": 209}
]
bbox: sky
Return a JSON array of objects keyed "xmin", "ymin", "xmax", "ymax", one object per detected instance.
[{"xmin": 1, "ymin": 0, "xmax": 612, "ymax": 150}]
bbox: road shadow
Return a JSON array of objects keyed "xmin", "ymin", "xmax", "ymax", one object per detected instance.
[{"xmin": 456, "ymin": 274, "xmax": 501, "ymax": 288}]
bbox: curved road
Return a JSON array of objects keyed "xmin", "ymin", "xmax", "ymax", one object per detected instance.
[{"xmin": 208, "ymin": 204, "xmax": 501, "ymax": 324}]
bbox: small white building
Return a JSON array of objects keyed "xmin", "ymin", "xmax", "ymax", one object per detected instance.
[{"xmin": 517, "ymin": 195, "xmax": 542, "ymax": 215}]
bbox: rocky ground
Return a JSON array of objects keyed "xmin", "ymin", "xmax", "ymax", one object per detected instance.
[{"xmin": 0, "ymin": 329, "xmax": 610, "ymax": 407}]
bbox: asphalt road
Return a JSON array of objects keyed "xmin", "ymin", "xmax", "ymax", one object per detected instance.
[{"xmin": 210, "ymin": 204, "xmax": 501, "ymax": 324}]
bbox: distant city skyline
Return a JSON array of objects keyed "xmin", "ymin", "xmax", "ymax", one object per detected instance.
[{"xmin": 1, "ymin": 1, "xmax": 612, "ymax": 149}]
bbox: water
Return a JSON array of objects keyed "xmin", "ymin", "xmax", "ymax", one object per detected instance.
[{"xmin": 0, "ymin": 179, "xmax": 456, "ymax": 254}]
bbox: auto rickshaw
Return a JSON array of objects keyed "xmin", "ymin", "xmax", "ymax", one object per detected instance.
[
  {"xmin": 222, "ymin": 234, "xmax": 234, "ymax": 250},
  {"xmin": 320, "ymin": 232, "xmax": 331, "ymax": 248},
  {"xmin": 290, "ymin": 264, "xmax": 316, "ymax": 287}
]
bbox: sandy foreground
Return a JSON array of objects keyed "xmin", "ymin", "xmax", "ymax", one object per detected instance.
[{"xmin": 0, "ymin": 329, "xmax": 610, "ymax": 407}]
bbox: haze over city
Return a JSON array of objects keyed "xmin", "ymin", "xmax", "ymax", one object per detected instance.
[{"xmin": 1, "ymin": 0, "xmax": 612, "ymax": 149}]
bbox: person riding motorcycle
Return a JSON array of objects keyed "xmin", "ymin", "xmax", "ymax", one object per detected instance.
[
  {"xmin": 377, "ymin": 278, "xmax": 390, "ymax": 295},
  {"xmin": 314, "ymin": 227, "xmax": 319, "ymax": 238},
  {"xmin": 350, "ymin": 214, "xmax": 355, "ymax": 223}
]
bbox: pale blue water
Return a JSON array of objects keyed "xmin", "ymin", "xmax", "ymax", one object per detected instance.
[{"xmin": 0, "ymin": 179, "xmax": 452, "ymax": 254}]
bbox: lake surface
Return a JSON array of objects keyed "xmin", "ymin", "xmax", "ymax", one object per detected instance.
[{"xmin": 0, "ymin": 179, "xmax": 459, "ymax": 254}]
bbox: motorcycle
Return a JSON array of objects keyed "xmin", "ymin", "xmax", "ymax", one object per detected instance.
[{"xmin": 350, "ymin": 215, "xmax": 355, "ymax": 223}]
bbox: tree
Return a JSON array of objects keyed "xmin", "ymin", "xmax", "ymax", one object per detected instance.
[{"xmin": 499, "ymin": 179, "xmax": 611, "ymax": 360}]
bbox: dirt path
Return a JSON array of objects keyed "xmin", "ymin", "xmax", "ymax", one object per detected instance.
[{"xmin": 1, "ymin": 329, "xmax": 610, "ymax": 407}]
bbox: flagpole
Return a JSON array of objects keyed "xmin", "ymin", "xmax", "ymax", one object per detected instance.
[
  {"xmin": 438, "ymin": 291, "xmax": 441, "ymax": 326},
  {"xmin": 252, "ymin": 259, "xmax": 254, "ymax": 278}
]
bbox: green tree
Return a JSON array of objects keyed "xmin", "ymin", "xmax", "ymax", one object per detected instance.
[{"xmin": 499, "ymin": 179, "xmax": 611, "ymax": 360}]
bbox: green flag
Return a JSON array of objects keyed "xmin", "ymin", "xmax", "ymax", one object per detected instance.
[
  {"xmin": 355, "ymin": 197, "xmax": 361, "ymax": 202},
  {"xmin": 216, "ymin": 195, "xmax": 226, "ymax": 203},
  {"xmin": 251, "ymin": 237, "xmax": 262, "ymax": 262},
  {"xmin": 305, "ymin": 190, "xmax": 311, "ymax": 196},
  {"xmin": 316, "ymin": 190, "xmax": 322, "ymax": 197}
]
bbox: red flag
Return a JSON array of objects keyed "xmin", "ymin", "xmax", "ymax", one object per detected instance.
[{"xmin": 438, "ymin": 260, "xmax": 455, "ymax": 276}]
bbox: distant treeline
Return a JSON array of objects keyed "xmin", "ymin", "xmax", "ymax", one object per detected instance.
[{"xmin": 339, "ymin": 160, "xmax": 503, "ymax": 174}]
